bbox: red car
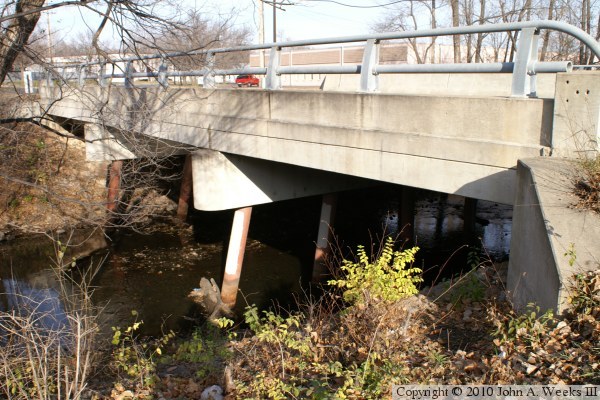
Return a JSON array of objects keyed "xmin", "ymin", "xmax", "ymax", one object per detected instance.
[{"xmin": 235, "ymin": 74, "xmax": 259, "ymax": 87}]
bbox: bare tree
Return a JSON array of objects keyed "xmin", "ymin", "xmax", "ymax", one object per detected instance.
[
  {"xmin": 540, "ymin": 0, "xmax": 556, "ymax": 61},
  {"xmin": 157, "ymin": 9, "xmax": 252, "ymax": 77},
  {"xmin": 0, "ymin": 0, "xmax": 45, "ymax": 84},
  {"xmin": 451, "ymin": 0, "xmax": 461, "ymax": 62},
  {"xmin": 0, "ymin": 1, "xmax": 253, "ymax": 234},
  {"xmin": 373, "ymin": 0, "xmax": 438, "ymax": 64},
  {"xmin": 373, "ymin": 0, "xmax": 599, "ymax": 64}
]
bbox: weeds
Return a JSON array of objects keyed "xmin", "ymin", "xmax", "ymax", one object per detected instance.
[
  {"xmin": 110, "ymin": 311, "xmax": 175, "ymax": 390},
  {"xmin": 575, "ymin": 154, "xmax": 600, "ymax": 214},
  {"xmin": 491, "ymin": 304, "xmax": 555, "ymax": 348},
  {"xmin": 168, "ymin": 324, "xmax": 231, "ymax": 380},
  {"xmin": 229, "ymin": 238, "xmax": 429, "ymax": 399}
]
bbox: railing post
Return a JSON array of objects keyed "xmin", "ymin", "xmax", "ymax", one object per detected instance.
[
  {"xmin": 125, "ymin": 61, "xmax": 134, "ymax": 89},
  {"xmin": 46, "ymin": 68, "xmax": 54, "ymax": 89},
  {"xmin": 359, "ymin": 39, "xmax": 380, "ymax": 93},
  {"xmin": 158, "ymin": 60, "xmax": 168, "ymax": 89},
  {"xmin": 511, "ymin": 27, "xmax": 540, "ymax": 97},
  {"xmin": 203, "ymin": 52, "xmax": 216, "ymax": 88},
  {"xmin": 99, "ymin": 62, "xmax": 108, "ymax": 88},
  {"xmin": 266, "ymin": 46, "xmax": 281, "ymax": 90},
  {"xmin": 78, "ymin": 66, "xmax": 86, "ymax": 87}
]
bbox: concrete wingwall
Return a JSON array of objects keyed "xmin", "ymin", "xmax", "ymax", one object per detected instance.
[{"xmin": 508, "ymin": 158, "xmax": 600, "ymax": 313}]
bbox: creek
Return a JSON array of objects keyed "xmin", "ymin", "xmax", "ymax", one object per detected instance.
[{"xmin": 0, "ymin": 185, "xmax": 511, "ymax": 336}]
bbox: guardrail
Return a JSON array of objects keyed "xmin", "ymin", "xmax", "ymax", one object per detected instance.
[{"xmin": 48, "ymin": 20, "xmax": 599, "ymax": 97}]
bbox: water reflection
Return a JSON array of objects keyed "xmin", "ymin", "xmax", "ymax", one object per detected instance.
[{"xmin": 2, "ymin": 278, "xmax": 68, "ymax": 333}]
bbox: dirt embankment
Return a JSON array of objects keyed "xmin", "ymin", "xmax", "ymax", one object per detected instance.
[{"xmin": 0, "ymin": 119, "xmax": 109, "ymax": 239}]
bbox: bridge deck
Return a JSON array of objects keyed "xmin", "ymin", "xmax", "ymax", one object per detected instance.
[{"xmin": 41, "ymin": 84, "xmax": 556, "ymax": 206}]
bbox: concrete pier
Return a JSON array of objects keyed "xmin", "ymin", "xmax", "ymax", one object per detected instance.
[
  {"xmin": 106, "ymin": 160, "xmax": 123, "ymax": 212},
  {"xmin": 398, "ymin": 186, "xmax": 416, "ymax": 247},
  {"xmin": 177, "ymin": 155, "xmax": 193, "ymax": 221},
  {"xmin": 312, "ymin": 193, "xmax": 338, "ymax": 282}
]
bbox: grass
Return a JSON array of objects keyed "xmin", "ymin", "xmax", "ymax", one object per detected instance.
[{"xmin": 575, "ymin": 154, "xmax": 600, "ymax": 214}]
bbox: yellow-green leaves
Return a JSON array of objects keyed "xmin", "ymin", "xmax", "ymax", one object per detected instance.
[{"xmin": 328, "ymin": 237, "xmax": 422, "ymax": 304}]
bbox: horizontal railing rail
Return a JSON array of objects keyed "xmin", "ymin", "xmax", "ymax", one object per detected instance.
[{"xmin": 44, "ymin": 20, "xmax": 598, "ymax": 97}]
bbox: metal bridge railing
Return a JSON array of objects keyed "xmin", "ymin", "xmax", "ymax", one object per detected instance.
[{"xmin": 49, "ymin": 20, "xmax": 599, "ymax": 98}]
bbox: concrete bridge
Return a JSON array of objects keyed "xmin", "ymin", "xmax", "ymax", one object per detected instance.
[{"xmin": 31, "ymin": 20, "xmax": 600, "ymax": 314}]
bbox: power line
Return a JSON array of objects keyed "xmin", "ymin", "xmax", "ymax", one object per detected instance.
[{"xmin": 299, "ymin": 0, "xmax": 414, "ymax": 8}]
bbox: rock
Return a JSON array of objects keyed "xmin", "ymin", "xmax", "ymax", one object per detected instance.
[
  {"xmin": 115, "ymin": 390, "xmax": 135, "ymax": 400},
  {"xmin": 188, "ymin": 277, "xmax": 233, "ymax": 319},
  {"xmin": 525, "ymin": 363, "xmax": 539, "ymax": 375},
  {"xmin": 462, "ymin": 308, "xmax": 473, "ymax": 321},
  {"xmin": 555, "ymin": 321, "xmax": 568, "ymax": 330},
  {"xmin": 200, "ymin": 385, "xmax": 224, "ymax": 400},
  {"xmin": 0, "ymin": 231, "xmax": 5, "ymax": 241}
]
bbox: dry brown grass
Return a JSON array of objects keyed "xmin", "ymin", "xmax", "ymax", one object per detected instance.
[{"xmin": 575, "ymin": 155, "xmax": 600, "ymax": 214}]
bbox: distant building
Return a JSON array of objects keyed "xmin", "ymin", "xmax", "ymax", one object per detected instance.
[{"xmin": 248, "ymin": 41, "xmax": 504, "ymax": 87}]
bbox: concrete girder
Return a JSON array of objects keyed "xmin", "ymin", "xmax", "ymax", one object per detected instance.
[{"xmin": 190, "ymin": 149, "xmax": 373, "ymax": 211}]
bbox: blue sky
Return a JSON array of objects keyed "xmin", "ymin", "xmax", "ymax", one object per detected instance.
[{"xmin": 45, "ymin": 0, "xmax": 391, "ymax": 46}]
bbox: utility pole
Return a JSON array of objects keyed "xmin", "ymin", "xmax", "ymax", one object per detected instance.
[
  {"xmin": 46, "ymin": 12, "xmax": 53, "ymax": 63},
  {"xmin": 431, "ymin": 0, "xmax": 436, "ymax": 63},
  {"xmin": 259, "ymin": 0, "xmax": 266, "ymax": 87},
  {"xmin": 273, "ymin": 0, "xmax": 277, "ymax": 42}
]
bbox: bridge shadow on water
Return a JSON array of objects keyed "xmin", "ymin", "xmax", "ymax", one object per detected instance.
[{"xmin": 187, "ymin": 183, "xmax": 512, "ymax": 316}]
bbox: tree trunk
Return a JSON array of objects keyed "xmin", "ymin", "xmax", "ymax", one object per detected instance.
[
  {"xmin": 451, "ymin": 0, "xmax": 461, "ymax": 62},
  {"xmin": 464, "ymin": 0, "xmax": 474, "ymax": 62},
  {"xmin": 585, "ymin": 0, "xmax": 593, "ymax": 64},
  {"xmin": 474, "ymin": 0, "xmax": 486, "ymax": 62},
  {"xmin": 0, "ymin": 0, "xmax": 46, "ymax": 85},
  {"xmin": 540, "ymin": 0, "xmax": 556, "ymax": 61}
]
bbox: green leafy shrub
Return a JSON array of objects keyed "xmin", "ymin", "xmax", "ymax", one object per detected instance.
[
  {"xmin": 111, "ymin": 311, "xmax": 175, "ymax": 389},
  {"xmin": 328, "ymin": 236, "xmax": 422, "ymax": 304},
  {"xmin": 169, "ymin": 324, "xmax": 231, "ymax": 379},
  {"xmin": 569, "ymin": 270, "xmax": 600, "ymax": 315}
]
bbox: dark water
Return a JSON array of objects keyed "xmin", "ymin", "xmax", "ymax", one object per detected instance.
[{"xmin": 0, "ymin": 185, "xmax": 512, "ymax": 336}]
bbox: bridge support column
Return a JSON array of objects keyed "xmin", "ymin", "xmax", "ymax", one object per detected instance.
[
  {"xmin": 312, "ymin": 193, "xmax": 337, "ymax": 282},
  {"xmin": 398, "ymin": 186, "xmax": 415, "ymax": 247},
  {"xmin": 106, "ymin": 160, "xmax": 123, "ymax": 213},
  {"xmin": 221, "ymin": 207, "xmax": 253, "ymax": 308},
  {"xmin": 463, "ymin": 197, "xmax": 478, "ymax": 236},
  {"xmin": 177, "ymin": 155, "xmax": 193, "ymax": 221}
]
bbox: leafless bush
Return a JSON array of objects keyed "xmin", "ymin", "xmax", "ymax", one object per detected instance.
[{"xmin": 0, "ymin": 242, "xmax": 102, "ymax": 399}]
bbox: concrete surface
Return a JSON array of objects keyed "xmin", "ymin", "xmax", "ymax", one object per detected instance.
[
  {"xmin": 508, "ymin": 157, "xmax": 600, "ymax": 313},
  {"xmin": 191, "ymin": 150, "xmax": 373, "ymax": 210},
  {"xmin": 552, "ymin": 71, "xmax": 600, "ymax": 157},
  {"xmin": 40, "ymin": 80, "xmax": 558, "ymax": 205},
  {"xmin": 323, "ymin": 73, "xmax": 559, "ymax": 98}
]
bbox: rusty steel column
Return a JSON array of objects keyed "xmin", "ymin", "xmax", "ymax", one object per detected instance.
[
  {"xmin": 221, "ymin": 207, "xmax": 253, "ymax": 308},
  {"xmin": 312, "ymin": 193, "xmax": 337, "ymax": 282},
  {"xmin": 177, "ymin": 155, "xmax": 193, "ymax": 221},
  {"xmin": 106, "ymin": 160, "xmax": 123, "ymax": 212}
]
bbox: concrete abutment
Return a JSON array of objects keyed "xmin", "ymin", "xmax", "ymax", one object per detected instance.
[{"xmin": 508, "ymin": 158, "xmax": 600, "ymax": 313}]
